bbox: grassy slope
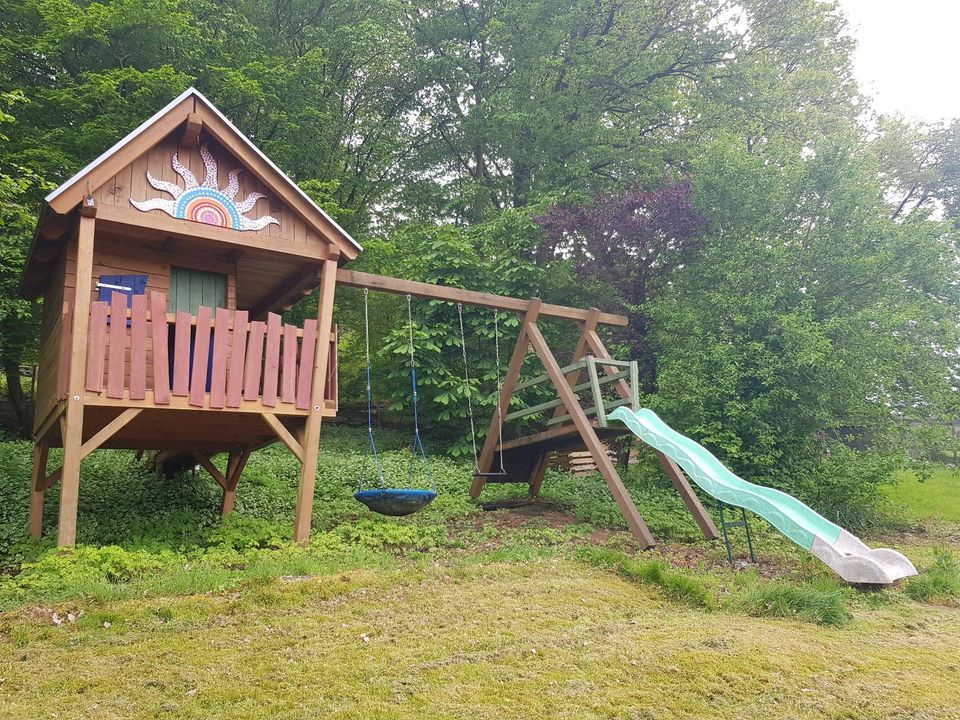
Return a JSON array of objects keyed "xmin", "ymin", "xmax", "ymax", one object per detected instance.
[
  {"xmin": 885, "ymin": 467, "xmax": 960, "ymax": 523},
  {"xmin": 1, "ymin": 429, "xmax": 959, "ymax": 718},
  {"xmin": 2, "ymin": 560, "xmax": 959, "ymax": 720}
]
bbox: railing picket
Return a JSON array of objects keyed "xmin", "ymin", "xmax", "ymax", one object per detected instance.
[
  {"xmin": 281, "ymin": 323, "xmax": 298, "ymax": 404},
  {"xmin": 209, "ymin": 307, "xmax": 231, "ymax": 408},
  {"xmin": 172, "ymin": 311, "xmax": 192, "ymax": 396},
  {"xmin": 226, "ymin": 310, "xmax": 248, "ymax": 408},
  {"xmin": 296, "ymin": 319, "xmax": 318, "ymax": 410},
  {"xmin": 189, "ymin": 305, "xmax": 213, "ymax": 407},
  {"xmin": 326, "ymin": 329, "xmax": 338, "ymax": 410},
  {"xmin": 151, "ymin": 292, "xmax": 171, "ymax": 404},
  {"xmin": 262, "ymin": 313, "xmax": 281, "ymax": 407},
  {"xmin": 84, "ymin": 301, "xmax": 109, "ymax": 392},
  {"xmin": 107, "ymin": 291, "xmax": 127, "ymax": 399},
  {"xmin": 129, "ymin": 294, "xmax": 148, "ymax": 400},
  {"xmin": 243, "ymin": 321, "xmax": 266, "ymax": 401}
]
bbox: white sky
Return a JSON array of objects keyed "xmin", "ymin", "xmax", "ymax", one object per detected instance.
[{"xmin": 838, "ymin": 0, "xmax": 960, "ymax": 122}]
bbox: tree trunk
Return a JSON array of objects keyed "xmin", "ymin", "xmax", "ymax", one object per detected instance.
[{"xmin": 3, "ymin": 352, "xmax": 32, "ymax": 438}]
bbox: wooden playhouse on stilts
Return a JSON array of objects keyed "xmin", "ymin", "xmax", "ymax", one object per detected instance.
[{"xmin": 22, "ymin": 88, "xmax": 720, "ymax": 549}]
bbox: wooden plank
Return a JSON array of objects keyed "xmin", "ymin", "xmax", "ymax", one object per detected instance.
[
  {"xmin": 58, "ymin": 212, "xmax": 95, "ymax": 547},
  {"xmin": 172, "ymin": 311, "xmax": 192, "ymax": 396},
  {"xmin": 209, "ymin": 307, "xmax": 230, "ymax": 408},
  {"xmin": 106, "ymin": 290, "xmax": 127, "ymax": 398},
  {"xmin": 150, "ymin": 291, "xmax": 171, "ymax": 404},
  {"xmin": 471, "ymin": 299, "xmax": 542, "ymax": 498},
  {"xmin": 189, "ymin": 305, "xmax": 213, "ymax": 407},
  {"xmin": 261, "ymin": 413, "xmax": 303, "ymax": 462},
  {"xmin": 586, "ymin": 356, "xmax": 606, "ymax": 428},
  {"xmin": 79, "ymin": 408, "xmax": 142, "ymax": 460},
  {"xmin": 29, "ymin": 441, "xmax": 49, "ymax": 539},
  {"xmin": 546, "ymin": 398, "xmax": 631, "ymax": 427},
  {"xmin": 337, "ymin": 270, "xmax": 629, "ymax": 327},
  {"xmin": 294, "ymin": 257, "xmax": 339, "ymax": 543},
  {"xmin": 526, "ymin": 320, "xmax": 656, "ymax": 548},
  {"xmin": 656, "ymin": 452, "xmax": 720, "ymax": 541},
  {"xmin": 280, "ymin": 323, "xmax": 298, "ymax": 404},
  {"xmin": 296, "ymin": 319, "xmax": 318, "ymax": 410},
  {"xmin": 262, "ymin": 312, "xmax": 281, "ymax": 407},
  {"xmin": 552, "ymin": 309, "xmax": 601, "ymax": 423},
  {"xmin": 243, "ymin": 321, "xmax": 266, "ymax": 400},
  {"xmin": 226, "ymin": 310, "xmax": 248, "ymax": 408},
  {"xmin": 84, "ymin": 301, "xmax": 109, "ymax": 392},
  {"xmin": 514, "ymin": 359, "xmax": 588, "ymax": 392},
  {"xmin": 129, "ymin": 294, "xmax": 148, "ymax": 399}
]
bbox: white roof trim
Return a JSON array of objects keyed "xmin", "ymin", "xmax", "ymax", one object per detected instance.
[{"xmin": 44, "ymin": 86, "xmax": 362, "ymax": 253}]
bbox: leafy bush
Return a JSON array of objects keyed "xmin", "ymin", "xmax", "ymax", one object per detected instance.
[
  {"xmin": 904, "ymin": 549, "xmax": 960, "ymax": 603},
  {"xmin": 736, "ymin": 581, "xmax": 852, "ymax": 626},
  {"xmin": 205, "ymin": 516, "xmax": 290, "ymax": 550},
  {"xmin": 576, "ymin": 546, "xmax": 711, "ymax": 608}
]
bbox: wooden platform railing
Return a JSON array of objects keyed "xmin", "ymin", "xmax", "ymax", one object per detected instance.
[{"xmin": 84, "ymin": 290, "xmax": 337, "ymax": 411}]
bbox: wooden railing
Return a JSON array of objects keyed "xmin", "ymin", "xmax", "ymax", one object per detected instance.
[{"xmin": 84, "ymin": 290, "xmax": 336, "ymax": 412}]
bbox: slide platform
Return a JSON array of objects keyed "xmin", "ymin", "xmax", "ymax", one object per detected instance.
[{"xmin": 609, "ymin": 407, "xmax": 917, "ymax": 584}]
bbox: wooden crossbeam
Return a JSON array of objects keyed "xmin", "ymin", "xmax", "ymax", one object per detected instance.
[
  {"xmin": 261, "ymin": 413, "xmax": 304, "ymax": 462},
  {"xmin": 337, "ymin": 270, "xmax": 629, "ymax": 327},
  {"xmin": 191, "ymin": 451, "xmax": 228, "ymax": 490},
  {"xmin": 79, "ymin": 409, "xmax": 142, "ymax": 460},
  {"xmin": 525, "ymin": 320, "xmax": 655, "ymax": 548}
]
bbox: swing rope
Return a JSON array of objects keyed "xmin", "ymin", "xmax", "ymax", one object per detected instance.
[
  {"xmin": 457, "ymin": 303, "xmax": 480, "ymax": 472},
  {"xmin": 492, "ymin": 309, "xmax": 506, "ymax": 474},
  {"xmin": 406, "ymin": 294, "xmax": 435, "ymax": 491},
  {"xmin": 359, "ymin": 288, "xmax": 386, "ymax": 491}
]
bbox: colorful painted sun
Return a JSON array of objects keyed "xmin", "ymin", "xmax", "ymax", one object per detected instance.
[{"xmin": 130, "ymin": 144, "xmax": 278, "ymax": 231}]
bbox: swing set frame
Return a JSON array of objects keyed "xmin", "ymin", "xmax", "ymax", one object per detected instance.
[{"xmin": 337, "ymin": 269, "xmax": 720, "ymax": 548}]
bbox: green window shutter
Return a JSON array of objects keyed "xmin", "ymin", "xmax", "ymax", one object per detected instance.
[{"xmin": 169, "ymin": 267, "xmax": 227, "ymax": 314}]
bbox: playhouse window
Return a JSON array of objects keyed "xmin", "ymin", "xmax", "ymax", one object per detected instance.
[{"xmin": 169, "ymin": 267, "xmax": 227, "ymax": 315}]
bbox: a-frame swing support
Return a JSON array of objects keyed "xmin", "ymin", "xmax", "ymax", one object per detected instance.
[{"xmin": 337, "ymin": 269, "xmax": 720, "ymax": 548}]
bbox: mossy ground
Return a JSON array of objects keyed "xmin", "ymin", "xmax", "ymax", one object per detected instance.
[
  {"xmin": 2, "ymin": 558, "xmax": 959, "ymax": 720},
  {"xmin": 1, "ymin": 430, "xmax": 959, "ymax": 718}
]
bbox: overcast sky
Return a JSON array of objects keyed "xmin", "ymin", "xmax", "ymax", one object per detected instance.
[{"xmin": 839, "ymin": 0, "xmax": 960, "ymax": 123}]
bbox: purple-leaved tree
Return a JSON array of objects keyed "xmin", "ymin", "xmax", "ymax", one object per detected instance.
[{"xmin": 535, "ymin": 182, "xmax": 706, "ymax": 389}]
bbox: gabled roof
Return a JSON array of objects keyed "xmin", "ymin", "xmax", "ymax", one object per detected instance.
[{"xmin": 43, "ymin": 86, "xmax": 361, "ymax": 257}]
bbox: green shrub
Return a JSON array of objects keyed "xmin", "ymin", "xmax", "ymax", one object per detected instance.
[
  {"xmin": 904, "ymin": 549, "xmax": 960, "ymax": 603},
  {"xmin": 206, "ymin": 516, "xmax": 290, "ymax": 550},
  {"xmin": 335, "ymin": 519, "xmax": 446, "ymax": 551},
  {"xmin": 576, "ymin": 546, "xmax": 711, "ymax": 608},
  {"xmin": 736, "ymin": 581, "xmax": 851, "ymax": 626}
]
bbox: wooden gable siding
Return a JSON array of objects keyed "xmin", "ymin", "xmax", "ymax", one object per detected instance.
[
  {"xmin": 90, "ymin": 133, "xmax": 328, "ymax": 253},
  {"xmin": 33, "ymin": 250, "xmax": 68, "ymax": 434}
]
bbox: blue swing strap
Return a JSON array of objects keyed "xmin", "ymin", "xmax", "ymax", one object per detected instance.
[
  {"xmin": 406, "ymin": 294, "xmax": 436, "ymax": 493},
  {"xmin": 359, "ymin": 288, "xmax": 386, "ymax": 492}
]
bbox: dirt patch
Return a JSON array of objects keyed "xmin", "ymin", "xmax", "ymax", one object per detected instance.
[{"xmin": 476, "ymin": 498, "xmax": 575, "ymax": 532}]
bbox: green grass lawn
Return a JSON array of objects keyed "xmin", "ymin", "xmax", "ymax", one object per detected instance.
[
  {"xmin": 885, "ymin": 467, "xmax": 960, "ymax": 523},
  {"xmin": 1, "ymin": 433, "xmax": 959, "ymax": 718}
]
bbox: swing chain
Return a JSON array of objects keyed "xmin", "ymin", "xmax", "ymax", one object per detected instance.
[
  {"xmin": 458, "ymin": 303, "xmax": 480, "ymax": 471},
  {"xmin": 360, "ymin": 287, "xmax": 386, "ymax": 491},
  {"xmin": 493, "ymin": 309, "xmax": 506, "ymax": 474}
]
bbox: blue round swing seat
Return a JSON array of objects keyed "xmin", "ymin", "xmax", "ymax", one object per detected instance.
[{"xmin": 354, "ymin": 488, "xmax": 438, "ymax": 516}]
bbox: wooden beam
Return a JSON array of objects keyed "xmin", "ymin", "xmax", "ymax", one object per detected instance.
[
  {"xmin": 294, "ymin": 256, "xmax": 339, "ymax": 543},
  {"xmin": 29, "ymin": 441, "xmax": 50, "ymax": 539},
  {"xmin": 57, "ymin": 211, "xmax": 96, "ymax": 547},
  {"xmin": 583, "ymin": 329, "xmax": 718, "ymax": 541},
  {"xmin": 79, "ymin": 409, "xmax": 142, "ymax": 460},
  {"xmin": 191, "ymin": 451, "xmax": 228, "ymax": 490},
  {"xmin": 471, "ymin": 299, "xmax": 542, "ymax": 497},
  {"xmin": 250, "ymin": 264, "xmax": 322, "ymax": 320},
  {"xmin": 337, "ymin": 270, "xmax": 629, "ymax": 327},
  {"xmin": 526, "ymin": 320, "xmax": 656, "ymax": 548},
  {"xmin": 33, "ymin": 402, "xmax": 64, "ymax": 444},
  {"xmin": 552, "ymin": 309, "xmax": 601, "ymax": 421},
  {"xmin": 96, "ymin": 204, "xmax": 329, "ymax": 261},
  {"xmin": 180, "ymin": 112, "xmax": 202, "ymax": 146},
  {"xmin": 221, "ymin": 446, "xmax": 252, "ymax": 516},
  {"xmin": 261, "ymin": 413, "xmax": 304, "ymax": 462}
]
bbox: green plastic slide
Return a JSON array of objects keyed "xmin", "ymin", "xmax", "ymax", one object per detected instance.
[{"xmin": 608, "ymin": 407, "xmax": 917, "ymax": 584}]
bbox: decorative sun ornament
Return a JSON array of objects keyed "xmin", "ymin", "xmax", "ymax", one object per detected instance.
[{"xmin": 130, "ymin": 144, "xmax": 279, "ymax": 231}]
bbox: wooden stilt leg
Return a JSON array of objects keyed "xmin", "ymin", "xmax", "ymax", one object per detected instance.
[
  {"xmin": 29, "ymin": 441, "xmax": 49, "ymax": 539},
  {"xmin": 527, "ymin": 320, "xmax": 656, "ymax": 548},
  {"xmin": 527, "ymin": 452, "xmax": 549, "ymax": 498},
  {"xmin": 295, "ymin": 257, "xmax": 338, "ymax": 544},
  {"xmin": 221, "ymin": 447, "xmax": 252, "ymax": 517},
  {"xmin": 57, "ymin": 209, "xmax": 96, "ymax": 548}
]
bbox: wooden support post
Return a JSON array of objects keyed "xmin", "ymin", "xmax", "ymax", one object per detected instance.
[
  {"xmin": 29, "ymin": 441, "xmax": 49, "ymax": 539},
  {"xmin": 527, "ymin": 452, "xmax": 550, "ymax": 498},
  {"xmin": 526, "ymin": 320, "xmax": 656, "ymax": 548},
  {"xmin": 471, "ymin": 299, "xmax": 542, "ymax": 498},
  {"xmin": 583, "ymin": 329, "xmax": 719, "ymax": 541},
  {"xmin": 191, "ymin": 451, "xmax": 227, "ymax": 490},
  {"xmin": 220, "ymin": 447, "xmax": 251, "ymax": 517},
  {"xmin": 79, "ymin": 409, "xmax": 142, "ymax": 460},
  {"xmin": 261, "ymin": 413, "xmax": 304, "ymax": 462},
  {"xmin": 550, "ymin": 308, "xmax": 601, "ymax": 420},
  {"xmin": 294, "ymin": 257, "xmax": 339, "ymax": 544},
  {"xmin": 58, "ymin": 208, "xmax": 96, "ymax": 547}
]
